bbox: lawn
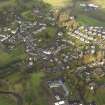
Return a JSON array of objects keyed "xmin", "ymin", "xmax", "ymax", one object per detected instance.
[
  {"xmin": 1, "ymin": 71, "xmax": 48, "ymax": 105},
  {"xmin": 0, "ymin": 0, "xmax": 16, "ymax": 11},
  {"xmin": 30, "ymin": 72, "xmax": 45, "ymax": 89},
  {"xmin": 95, "ymin": 76, "xmax": 105, "ymax": 84},
  {"xmin": 25, "ymin": 72, "xmax": 48, "ymax": 105},
  {"xmin": 85, "ymin": 88, "xmax": 105, "ymax": 105},
  {"xmin": 34, "ymin": 26, "xmax": 57, "ymax": 48},
  {"xmin": 21, "ymin": 10, "xmax": 36, "ymax": 21},
  {"xmin": 0, "ymin": 46, "xmax": 27, "ymax": 67},
  {"xmin": 37, "ymin": 27, "xmax": 57, "ymax": 39},
  {"xmin": 0, "ymin": 95, "xmax": 16, "ymax": 105},
  {"xmin": 77, "ymin": 15, "xmax": 105, "ymax": 26}
]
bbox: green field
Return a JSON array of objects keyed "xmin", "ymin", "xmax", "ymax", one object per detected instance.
[
  {"xmin": 77, "ymin": 15, "xmax": 105, "ymax": 26},
  {"xmin": 21, "ymin": 10, "xmax": 36, "ymax": 21},
  {"xmin": 30, "ymin": 72, "xmax": 45, "ymax": 89},
  {"xmin": 43, "ymin": 0, "xmax": 105, "ymax": 8},
  {"xmin": 34, "ymin": 26, "xmax": 57, "ymax": 48},
  {"xmin": 0, "ymin": 0, "xmax": 16, "ymax": 11},
  {"xmin": 0, "ymin": 46, "xmax": 26, "ymax": 67},
  {"xmin": 43, "ymin": 0, "xmax": 70, "ymax": 8},
  {"xmin": 36, "ymin": 26, "xmax": 57, "ymax": 39},
  {"xmin": 25, "ymin": 72, "xmax": 48, "ymax": 105},
  {"xmin": 1, "ymin": 72, "xmax": 48, "ymax": 105},
  {"xmin": 85, "ymin": 88, "xmax": 105, "ymax": 105},
  {"xmin": 30, "ymin": 72, "xmax": 48, "ymax": 105},
  {"xmin": 0, "ymin": 95, "xmax": 16, "ymax": 105},
  {"xmin": 0, "ymin": 0, "xmax": 44, "ymax": 11}
]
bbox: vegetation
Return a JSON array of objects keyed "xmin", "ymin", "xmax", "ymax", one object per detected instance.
[
  {"xmin": 0, "ymin": 71, "xmax": 48, "ymax": 105},
  {"xmin": 21, "ymin": 10, "xmax": 36, "ymax": 21},
  {"xmin": 0, "ymin": 95, "xmax": 16, "ymax": 105},
  {"xmin": 85, "ymin": 88, "xmax": 105, "ymax": 105},
  {"xmin": 77, "ymin": 15, "xmax": 105, "ymax": 26},
  {"xmin": 0, "ymin": 46, "xmax": 26, "ymax": 68},
  {"xmin": 91, "ymin": 0, "xmax": 105, "ymax": 8},
  {"xmin": 0, "ymin": 0, "xmax": 16, "ymax": 11},
  {"xmin": 24, "ymin": 72, "xmax": 49, "ymax": 105},
  {"xmin": 1, "ymin": 0, "xmax": 105, "ymax": 105},
  {"xmin": 43, "ymin": 0, "xmax": 70, "ymax": 7},
  {"xmin": 34, "ymin": 26, "xmax": 57, "ymax": 48}
]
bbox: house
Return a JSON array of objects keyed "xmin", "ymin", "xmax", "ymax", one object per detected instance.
[
  {"xmin": 68, "ymin": 100, "xmax": 82, "ymax": 105},
  {"xmin": 48, "ymin": 79, "xmax": 69, "ymax": 103},
  {"xmin": 92, "ymin": 67, "xmax": 105, "ymax": 78},
  {"xmin": 58, "ymin": 32, "xmax": 63, "ymax": 36},
  {"xmin": 88, "ymin": 4, "xmax": 99, "ymax": 8},
  {"xmin": 0, "ymin": 35, "xmax": 9, "ymax": 42},
  {"xmin": 43, "ymin": 50, "xmax": 52, "ymax": 55},
  {"xmin": 54, "ymin": 100, "xmax": 69, "ymax": 105}
]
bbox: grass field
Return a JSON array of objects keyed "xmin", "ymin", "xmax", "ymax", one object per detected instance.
[
  {"xmin": 2, "ymin": 72, "xmax": 48, "ymax": 105},
  {"xmin": 34, "ymin": 26, "xmax": 57, "ymax": 48},
  {"xmin": 0, "ymin": 0, "xmax": 16, "ymax": 11},
  {"xmin": 30, "ymin": 72, "xmax": 48, "ymax": 105},
  {"xmin": 0, "ymin": 46, "xmax": 27, "ymax": 67},
  {"xmin": 73, "ymin": 1, "xmax": 105, "ymax": 26},
  {"xmin": 0, "ymin": 95, "xmax": 16, "ymax": 105},
  {"xmin": 91, "ymin": 0, "xmax": 105, "ymax": 8},
  {"xmin": 85, "ymin": 88, "xmax": 105, "ymax": 105},
  {"xmin": 25, "ymin": 72, "xmax": 48, "ymax": 105},
  {"xmin": 43, "ymin": 0, "xmax": 70, "ymax": 7},
  {"xmin": 30, "ymin": 72, "xmax": 45, "ymax": 89},
  {"xmin": 77, "ymin": 15, "xmax": 105, "ymax": 26}
]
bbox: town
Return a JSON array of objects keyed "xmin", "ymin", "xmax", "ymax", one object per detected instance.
[{"xmin": 0, "ymin": 0, "xmax": 105, "ymax": 105}]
